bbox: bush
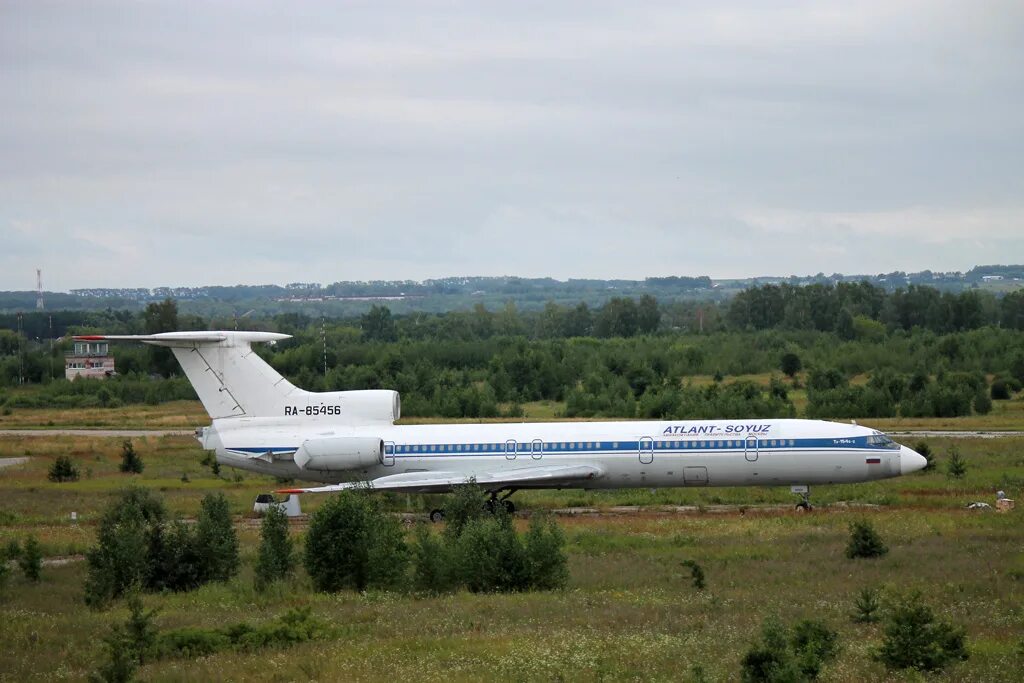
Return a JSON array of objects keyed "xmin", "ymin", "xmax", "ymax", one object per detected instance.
[
  {"xmin": 194, "ymin": 493, "xmax": 239, "ymax": 583},
  {"xmin": 991, "ymin": 378, "xmax": 1011, "ymax": 400},
  {"xmin": 85, "ymin": 488, "xmax": 167, "ymax": 607},
  {"xmin": 18, "ymin": 534, "xmax": 42, "ymax": 582},
  {"xmin": 874, "ymin": 592, "xmax": 968, "ymax": 672},
  {"xmin": 851, "ymin": 587, "xmax": 881, "ymax": 623},
  {"xmin": 790, "ymin": 620, "xmax": 840, "ymax": 680},
  {"xmin": 452, "ymin": 510, "xmax": 529, "ymax": 593},
  {"xmin": 411, "ymin": 523, "xmax": 453, "ymax": 594},
  {"xmin": 48, "ymin": 455, "xmax": 80, "ymax": 483},
  {"xmin": 442, "ymin": 482, "xmax": 488, "ymax": 542},
  {"xmin": 845, "ymin": 520, "xmax": 888, "ymax": 559},
  {"xmin": 947, "ymin": 446, "xmax": 967, "ymax": 479},
  {"xmin": 681, "ymin": 559, "xmax": 706, "ymax": 590},
  {"xmin": 119, "ymin": 440, "xmax": 144, "ymax": 474},
  {"xmin": 254, "ymin": 506, "xmax": 294, "ymax": 589},
  {"xmin": 89, "ymin": 594, "xmax": 157, "ymax": 682},
  {"xmin": 973, "ymin": 390, "xmax": 992, "ymax": 415},
  {"xmin": 523, "ymin": 512, "xmax": 569, "ymax": 590},
  {"xmin": 740, "ymin": 616, "xmax": 839, "ymax": 682},
  {"xmin": 85, "ymin": 488, "xmax": 240, "ymax": 605},
  {"xmin": 304, "ymin": 491, "xmax": 408, "ymax": 592}
]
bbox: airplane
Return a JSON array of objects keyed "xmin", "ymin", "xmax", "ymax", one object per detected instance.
[{"xmin": 76, "ymin": 331, "xmax": 928, "ymax": 519}]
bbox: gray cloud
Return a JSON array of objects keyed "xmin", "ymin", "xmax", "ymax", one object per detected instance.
[{"xmin": 1, "ymin": 0, "xmax": 1022, "ymax": 290}]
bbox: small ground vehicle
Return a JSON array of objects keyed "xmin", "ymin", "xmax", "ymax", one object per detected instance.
[{"xmin": 252, "ymin": 493, "xmax": 302, "ymax": 517}]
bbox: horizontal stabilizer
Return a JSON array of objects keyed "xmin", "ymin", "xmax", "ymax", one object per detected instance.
[{"xmin": 74, "ymin": 331, "xmax": 289, "ymax": 347}]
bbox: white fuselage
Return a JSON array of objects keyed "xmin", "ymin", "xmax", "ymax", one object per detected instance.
[{"xmin": 203, "ymin": 417, "xmax": 913, "ymax": 490}]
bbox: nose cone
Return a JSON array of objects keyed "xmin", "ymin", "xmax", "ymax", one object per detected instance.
[{"xmin": 900, "ymin": 446, "xmax": 927, "ymax": 474}]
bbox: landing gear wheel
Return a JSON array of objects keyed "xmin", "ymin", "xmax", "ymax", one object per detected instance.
[
  {"xmin": 429, "ymin": 508, "xmax": 445, "ymax": 523},
  {"xmin": 503, "ymin": 500, "xmax": 516, "ymax": 515},
  {"xmin": 791, "ymin": 486, "xmax": 812, "ymax": 512},
  {"xmin": 795, "ymin": 501, "xmax": 812, "ymax": 512}
]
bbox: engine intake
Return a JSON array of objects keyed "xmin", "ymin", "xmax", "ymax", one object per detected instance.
[{"xmin": 294, "ymin": 436, "xmax": 383, "ymax": 472}]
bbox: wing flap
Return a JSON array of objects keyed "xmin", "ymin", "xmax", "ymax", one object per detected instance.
[{"xmin": 278, "ymin": 464, "xmax": 604, "ymax": 494}]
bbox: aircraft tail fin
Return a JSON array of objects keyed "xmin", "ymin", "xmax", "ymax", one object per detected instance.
[{"xmin": 75, "ymin": 331, "xmax": 305, "ymax": 419}]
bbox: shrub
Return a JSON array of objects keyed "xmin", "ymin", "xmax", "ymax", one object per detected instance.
[
  {"xmin": 89, "ymin": 593, "xmax": 157, "ymax": 682},
  {"xmin": 851, "ymin": 587, "xmax": 881, "ymax": 623},
  {"xmin": 442, "ymin": 482, "xmax": 488, "ymax": 542},
  {"xmin": 991, "ymin": 378, "xmax": 1011, "ymax": 400},
  {"xmin": 845, "ymin": 520, "xmax": 888, "ymax": 559},
  {"xmin": 947, "ymin": 446, "xmax": 967, "ymax": 479},
  {"xmin": 523, "ymin": 512, "xmax": 569, "ymax": 590},
  {"xmin": 194, "ymin": 492, "xmax": 239, "ymax": 582},
  {"xmin": 411, "ymin": 523, "xmax": 453, "ymax": 594},
  {"xmin": 740, "ymin": 616, "xmax": 839, "ymax": 682},
  {"xmin": 84, "ymin": 488, "xmax": 166, "ymax": 607},
  {"xmin": 874, "ymin": 592, "xmax": 968, "ymax": 671},
  {"xmin": 681, "ymin": 559, "xmax": 706, "ymax": 590},
  {"xmin": 18, "ymin": 534, "xmax": 42, "ymax": 582},
  {"xmin": 973, "ymin": 390, "xmax": 992, "ymax": 415},
  {"xmin": 780, "ymin": 352, "xmax": 802, "ymax": 378},
  {"xmin": 452, "ymin": 510, "xmax": 529, "ymax": 593},
  {"xmin": 48, "ymin": 455, "xmax": 80, "ymax": 483},
  {"xmin": 254, "ymin": 505, "xmax": 294, "ymax": 589},
  {"xmin": 119, "ymin": 440, "xmax": 144, "ymax": 474},
  {"xmin": 790, "ymin": 620, "xmax": 840, "ymax": 679},
  {"xmin": 146, "ymin": 520, "xmax": 202, "ymax": 592},
  {"xmin": 304, "ymin": 491, "xmax": 408, "ymax": 592},
  {"xmin": 154, "ymin": 606, "xmax": 330, "ymax": 659}
]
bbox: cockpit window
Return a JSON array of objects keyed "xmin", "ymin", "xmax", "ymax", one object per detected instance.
[{"xmin": 867, "ymin": 433, "xmax": 899, "ymax": 449}]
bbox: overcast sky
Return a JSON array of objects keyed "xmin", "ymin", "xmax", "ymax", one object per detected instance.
[{"xmin": 2, "ymin": 1, "xmax": 1022, "ymax": 290}]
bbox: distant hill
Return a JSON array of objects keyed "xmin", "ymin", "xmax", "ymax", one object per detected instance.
[{"xmin": 1, "ymin": 267, "xmax": 1020, "ymax": 316}]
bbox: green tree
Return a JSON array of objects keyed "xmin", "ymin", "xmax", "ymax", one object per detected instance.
[
  {"xmin": 194, "ymin": 493, "xmax": 239, "ymax": 582},
  {"xmin": 452, "ymin": 511, "xmax": 528, "ymax": 593},
  {"xmin": 845, "ymin": 519, "xmax": 888, "ymax": 559},
  {"xmin": 360, "ymin": 305, "xmax": 398, "ymax": 342},
  {"xmin": 144, "ymin": 298, "xmax": 180, "ymax": 377},
  {"xmin": 1010, "ymin": 351, "xmax": 1024, "ymax": 385},
  {"xmin": 411, "ymin": 523, "xmax": 452, "ymax": 594},
  {"xmin": 119, "ymin": 440, "xmax": 144, "ymax": 474},
  {"xmin": 973, "ymin": 390, "xmax": 992, "ymax": 415},
  {"xmin": 304, "ymin": 491, "xmax": 408, "ymax": 592},
  {"xmin": 254, "ymin": 505, "xmax": 294, "ymax": 589},
  {"xmin": 522, "ymin": 512, "xmax": 569, "ymax": 590},
  {"xmin": 48, "ymin": 455, "xmax": 80, "ymax": 483},
  {"xmin": 18, "ymin": 534, "xmax": 42, "ymax": 582},
  {"xmin": 874, "ymin": 592, "xmax": 968, "ymax": 672},
  {"xmin": 946, "ymin": 445, "xmax": 967, "ymax": 479},
  {"xmin": 740, "ymin": 617, "xmax": 838, "ymax": 682},
  {"xmin": 84, "ymin": 488, "xmax": 167, "ymax": 607},
  {"xmin": 851, "ymin": 587, "xmax": 881, "ymax": 623}
]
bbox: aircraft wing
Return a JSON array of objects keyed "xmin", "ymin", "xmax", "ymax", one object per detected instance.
[{"xmin": 277, "ymin": 463, "xmax": 604, "ymax": 494}]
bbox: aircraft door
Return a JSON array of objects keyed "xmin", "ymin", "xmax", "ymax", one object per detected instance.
[
  {"xmin": 505, "ymin": 439, "xmax": 517, "ymax": 460},
  {"xmin": 639, "ymin": 436, "xmax": 654, "ymax": 465},
  {"xmin": 744, "ymin": 435, "xmax": 759, "ymax": 462},
  {"xmin": 532, "ymin": 439, "xmax": 543, "ymax": 460},
  {"xmin": 382, "ymin": 441, "xmax": 395, "ymax": 467}
]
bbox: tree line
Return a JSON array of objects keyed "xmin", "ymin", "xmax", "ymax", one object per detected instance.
[{"xmin": 1, "ymin": 289, "xmax": 1024, "ymax": 420}]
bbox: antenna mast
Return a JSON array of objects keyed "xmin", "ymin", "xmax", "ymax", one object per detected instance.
[{"xmin": 36, "ymin": 269, "xmax": 44, "ymax": 310}]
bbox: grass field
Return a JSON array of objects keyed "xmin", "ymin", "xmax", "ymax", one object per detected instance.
[{"xmin": 1, "ymin": 422, "xmax": 1023, "ymax": 680}]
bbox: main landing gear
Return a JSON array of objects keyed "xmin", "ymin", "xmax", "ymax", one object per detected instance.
[
  {"xmin": 428, "ymin": 488, "xmax": 518, "ymax": 523},
  {"xmin": 791, "ymin": 485, "xmax": 813, "ymax": 512}
]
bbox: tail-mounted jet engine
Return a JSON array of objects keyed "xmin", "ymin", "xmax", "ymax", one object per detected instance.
[{"xmin": 293, "ymin": 436, "xmax": 384, "ymax": 472}]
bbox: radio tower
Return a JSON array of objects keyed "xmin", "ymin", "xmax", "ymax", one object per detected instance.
[{"xmin": 36, "ymin": 269, "xmax": 44, "ymax": 310}]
